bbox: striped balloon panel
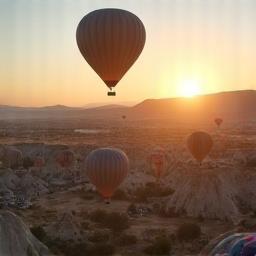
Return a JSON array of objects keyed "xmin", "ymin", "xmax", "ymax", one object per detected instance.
[
  {"xmin": 85, "ymin": 148, "xmax": 129, "ymax": 198},
  {"xmin": 241, "ymin": 239, "xmax": 256, "ymax": 256},
  {"xmin": 187, "ymin": 131, "xmax": 213, "ymax": 163},
  {"xmin": 76, "ymin": 8, "xmax": 146, "ymax": 88}
]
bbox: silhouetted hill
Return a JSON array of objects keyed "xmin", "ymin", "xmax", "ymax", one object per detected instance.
[
  {"xmin": 0, "ymin": 90, "xmax": 256, "ymax": 121},
  {"xmin": 131, "ymin": 90, "xmax": 256, "ymax": 121}
]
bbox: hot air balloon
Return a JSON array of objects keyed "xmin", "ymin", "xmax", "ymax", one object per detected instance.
[
  {"xmin": 0, "ymin": 146, "xmax": 23, "ymax": 169},
  {"xmin": 229, "ymin": 235, "xmax": 256, "ymax": 256},
  {"xmin": 122, "ymin": 115, "xmax": 126, "ymax": 120},
  {"xmin": 200, "ymin": 233, "xmax": 251, "ymax": 256},
  {"xmin": 85, "ymin": 148, "xmax": 129, "ymax": 203},
  {"xmin": 187, "ymin": 131, "xmax": 213, "ymax": 165},
  {"xmin": 215, "ymin": 118, "xmax": 223, "ymax": 128},
  {"xmin": 148, "ymin": 147, "xmax": 167, "ymax": 180},
  {"xmin": 34, "ymin": 155, "xmax": 45, "ymax": 168},
  {"xmin": 55, "ymin": 150, "xmax": 75, "ymax": 168},
  {"xmin": 76, "ymin": 8, "xmax": 146, "ymax": 96},
  {"xmin": 241, "ymin": 239, "xmax": 256, "ymax": 256}
]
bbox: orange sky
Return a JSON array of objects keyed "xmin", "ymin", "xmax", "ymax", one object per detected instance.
[{"xmin": 0, "ymin": 0, "xmax": 256, "ymax": 107}]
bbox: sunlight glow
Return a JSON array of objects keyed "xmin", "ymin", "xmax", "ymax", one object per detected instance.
[{"xmin": 178, "ymin": 79, "xmax": 201, "ymax": 98}]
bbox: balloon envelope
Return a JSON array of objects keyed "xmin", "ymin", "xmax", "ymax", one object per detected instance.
[
  {"xmin": 76, "ymin": 8, "xmax": 146, "ymax": 91},
  {"xmin": 34, "ymin": 156, "xmax": 45, "ymax": 168},
  {"xmin": 187, "ymin": 131, "xmax": 213, "ymax": 164},
  {"xmin": 148, "ymin": 147, "xmax": 167, "ymax": 179},
  {"xmin": 85, "ymin": 148, "xmax": 129, "ymax": 198},
  {"xmin": 55, "ymin": 150, "xmax": 74, "ymax": 168},
  {"xmin": 230, "ymin": 235, "xmax": 256, "ymax": 256},
  {"xmin": 215, "ymin": 118, "xmax": 223, "ymax": 127}
]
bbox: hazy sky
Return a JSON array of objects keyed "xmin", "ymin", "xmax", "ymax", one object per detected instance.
[{"xmin": 0, "ymin": 0, "xmax": 255, "ymax": 107}]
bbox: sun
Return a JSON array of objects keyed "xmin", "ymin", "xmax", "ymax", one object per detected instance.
[{"xmin": 179, "ymin": 79, "xmax": 201, "ymax": 98}]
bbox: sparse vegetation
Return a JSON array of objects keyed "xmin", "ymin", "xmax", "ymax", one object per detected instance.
[
  {"xmin": 115, "ymin": 233, "xmax": 137, "ymax": 246},
  {"xmin": 88, "ymin": 230, "xmax": 110, "ymax": 243},
  {"xmin": 144, "ymin": 236, "xmax": 171, "ymax": 255},
  {"xmin": 176, "ymin": 223, "xmax": 201, "ymax": 242},
  {"xmin": 87, "ymin": 243, "xmax": 115, "ymax": 256},
  {"xmin": 133, "ymin": 182, "xmax": 174, "ymax": 203},
  {"xmin": 89, "ymin": 209, "xmax": 130, "ymax": 232},
  {"xmin": 89, "ymin": 209, "xmax": 108, "ymax": 223},
  {"xmin": 80, "ymin": 221, "xmax": 90, "ymax": 229},
  {"xmin": 112, "ymin": 188, "xmax": 129, "ymax": 200}
]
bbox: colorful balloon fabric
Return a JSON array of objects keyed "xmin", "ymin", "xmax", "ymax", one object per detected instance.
[
  {"xmin": 76, "ymin": 8, "xmax": 146, "ymax": 94},
  {"xmin": 85, "ymin": 148, "xmax": 129, "ymax": 200},
  {"xmin": 200, "ymin": 233, "xmax": 256, "ymax": 256}
]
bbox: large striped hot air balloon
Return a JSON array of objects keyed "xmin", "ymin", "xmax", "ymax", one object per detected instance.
[
  {"xmin": 148, "ymin": 147, "xmax": 167, "ymax": 180},
  {"xmin": 55, "ymin": 150, "xmax": 75, "ymax": 168},
  {"xmin": 187, "ymin": 131, "xmax": 213, "ymax": 165},
  {"xmin": 85, "ymin": 148, "xmax": 129, "ymax": 202},
  {"xmin": 76, "ymin": 8, "xmax": 146, "ymax": 96}
]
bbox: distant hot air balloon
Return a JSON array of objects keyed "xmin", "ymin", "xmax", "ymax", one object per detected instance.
[
  {"xmin": 76, "ymin": 8, "xmax": 146, "ymax": 96},
  {"xmin": 0, "ymin": 146, "xmax": 23, "ymax": 169},
  {"xmin": 55, "ymin": 150, "xmax": 75, "ymax": 168},
  {"xmin": 187, "ymin": 131, "xmax": 213, "ymax": 165},
  {"xmin": 215, "ymin": 118, "xmax": 223, "ymax": 128},
  {"xmin": 148, "ymin": 147, "xmax": 167, "ymax": 180},
  {"xmin": 122, "ymin": 115, "xmax": 126, "ymax": 120},
  {"xmin": 85, "ymin": 148, "xmax": 129, "ymax": 202},
  {"xmin": 34, "ymin": 155, "xmax": 45, "ymax": 168}
]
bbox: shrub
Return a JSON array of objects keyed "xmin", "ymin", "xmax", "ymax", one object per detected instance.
[
  {"xmin": 144, "ymin": 236, "xmax": 171, "ymax": 255},
  {"xmin": 176, "ymin": 223, "xmax": 201, "ymax": 242},
  {"xmin": 134, "ymin": 183, "xmax": 174, "ymax": 203},
  {"xmin": 88, "ymin": 231, "xmax": 110, "ymax": 243},
  {"xmin": 112, "ymin": 189, "xmax": 129, "ymax": 200},
  {"xmin": 30, "ymin": 226, "xmax": 47, "ymax": 242},
  {"xmin": 89, "ymin": 210, "xmax": 130, "ymax": 233},
  {"xmin": 61, "ymin": 242, "xmax": 87, "ymax": 256},
  {"xmin": 127, "ymin": 203, "xmax": 138, "ymax": 215},
  {"xmin": 115, "ymin": 233, "xmax": 137, "ymax": 246},
  {"xmin": 104, "ymin": 212, "xmax": 130, "ymax": 233},
  {"xmin": 87, "ymin": 243, "xmax": 115, "ymax": 256},
  {"xmin": 89, "ymin": 209, "xmax": 108, "ymax": 223},
  {"xmin": 23, "ymin": 156, "xmax": 34, "ymax": 169},
  {"xmin": 81, "ymin": 221, "xmax": 90, "ymax": 229}
]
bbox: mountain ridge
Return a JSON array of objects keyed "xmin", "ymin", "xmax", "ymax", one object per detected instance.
[{"xmin": 0, "ymin": 89, "xmax": 256, "ymax": 120}]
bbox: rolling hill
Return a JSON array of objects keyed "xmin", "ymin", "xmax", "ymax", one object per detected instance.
[{"xmin": 0, "ymin": 90, "xmax": 256, "ymax": 121}]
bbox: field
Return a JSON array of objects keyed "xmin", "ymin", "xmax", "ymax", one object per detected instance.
[{"xmin": 1, "ymin": 117, "xmax": 256, "ymax": 255}]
